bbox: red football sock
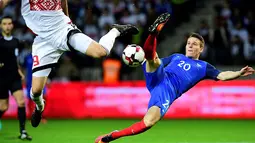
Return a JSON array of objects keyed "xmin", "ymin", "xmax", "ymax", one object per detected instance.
[
  {"xmin": 111, "ymin": 119, "xmax": 150, "ymax": 140},
  {"xmin": 143, "ymin": 34, "xmax": 157, "ymax": 60}
]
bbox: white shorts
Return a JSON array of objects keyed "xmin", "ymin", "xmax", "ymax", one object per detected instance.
[{"xmin": 31, "ymin": 23, "xmax": 93, "ymax": 77}]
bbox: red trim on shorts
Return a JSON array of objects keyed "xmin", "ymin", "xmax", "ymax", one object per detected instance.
[{"xmin": 68, "ymin": 20, "xmax": 73, "ymax": 24}]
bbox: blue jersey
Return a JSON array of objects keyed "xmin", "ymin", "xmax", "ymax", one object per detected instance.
[
  {"xmin": 161, "ymin": 54, "xmax": 220, "ymax": 95},
  {"xmin": 142, "ymin": 53, "xmax": 220, "ymax": 116},
  {"xmin": 24, "ymin": 54, "xmax": 33, "ymax": 89},
  {"xmin": 161, "ymin": 53, "xmax": 220, "ymax": 96}
]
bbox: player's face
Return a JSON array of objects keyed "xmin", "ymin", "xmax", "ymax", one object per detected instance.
[
  {"xmin": 185, "ymin": 37, "xmax": 203, "ymax": 59},
  {"xmin": 0, "ymin": 18, "xmax": 13, "ymax": 35}
]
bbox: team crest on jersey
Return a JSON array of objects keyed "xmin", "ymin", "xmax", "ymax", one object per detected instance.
[
  {"xmin": 30, "ymin": 0, "xmax": 62, "ymax": 11},
  {"xmin": 196, "ymin": 63, "xmax": 202, "ymax": 67}
]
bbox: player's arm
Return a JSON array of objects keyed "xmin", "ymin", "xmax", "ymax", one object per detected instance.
[
  {"xmin": 205, "ymin": 63, "xmax": 220, "ymax": 80},
  {"xmin": 0, "ymin": 0, "xmax": 11, "ymax": 9},
  {"xmin": 61, "ymin": 0, "xmax": 69, "ymax": 17},
  {"xmin": 217, "ymin": 66, "xmax": 255, "ymax": 81},
  {"xmin": 16, "ymin": 40, "xmax": 25, "ymax": 80},
  {"xmin": 18, "ymin": 64, "xmax": 25, "ymax": 80},
  {"xmin": 16, "ymin": 57, "xmax": 25, "ymax": 81}
]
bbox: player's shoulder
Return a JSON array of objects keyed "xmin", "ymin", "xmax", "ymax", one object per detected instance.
[
  {"xmin": 196, "ymin": 59, "xmax": 208, "ymax": 64},
  {"xmin": 170, "ymin": 53, "xmax": 185, "ymax": 59},
  {"xmin": 172, "ymin": 53, "xmax": 185, "ymax": 57},
  {"xmin": 197, "ymin": 60, "xmax": 216, "ymax": 68}
]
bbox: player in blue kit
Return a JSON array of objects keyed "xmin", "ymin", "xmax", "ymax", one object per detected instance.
[
  {"xmin": 23, "ymin": 53, "xmax": 34, "ymax": 115},
  {"xmin": 23, "ymin": 53, "xmax": 46, "ymax": 122},
  {"xmin": 95, "ymin": 13, "xmax": 255, "ymax": 143}
]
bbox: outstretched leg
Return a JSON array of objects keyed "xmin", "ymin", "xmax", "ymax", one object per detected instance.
[
  {"xmin": 143, "ymin": 13, "xmax": 171, "ymax": 73},
  {"xmin": 68, "ymin": 24, "xmax": 139, "ymax": 58},
  {"xmin": 143, "ymin": 33, "xmax": 157, "ymax": 60},
  {"xmin": 95, "ymin": 106, "xmax": 161, "ymax": 143},
  {"xmin": 95, "ymin": 13, "xmax": 171, "ymax": 143}
]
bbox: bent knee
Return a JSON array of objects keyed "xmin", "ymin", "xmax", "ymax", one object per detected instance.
[
  {"xmin": 31, "ymin": 86, "xmax": 43, "ymax": 96},
  {"xmin": 86, "ymin": 42, "xmax": 107, "ymax": 58},
  {"xmin": 147, "ymin": 56, "xmax": 161, "ymax": 66},
  {"xmin": 143, "ymin": 117, "xmax": 159, "ymax": 127},
  {"xmin": 146, "ymin": 57, "xmax": 161, "ymax": 73},
  {"xmin": 17, "ymin": 98, "xmax": 25, "ymax": 107},
  {"xmin": 0, "ymin": 103, "xmax": 8, "ymax": 112},
  {"xmin": 31, "ymin": 77, "xmax": 47, "ymax": 96},
  {"xmin": 92, "ymin": 46, "xmax": 107, "ymax": 58}
]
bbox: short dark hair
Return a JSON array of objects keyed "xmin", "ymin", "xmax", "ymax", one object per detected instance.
[
  {"xmin": 189, "ymin": 33, "xmax": 205, "ymax": 48},
  {"xmin": 0, "ymin": 16, "xmax": 13, "ymax": 24}
]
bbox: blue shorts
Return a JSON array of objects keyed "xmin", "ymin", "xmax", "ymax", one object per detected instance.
[{"xmin": 142, "ymin": 61, "xmax": 177, "ymax": 117}]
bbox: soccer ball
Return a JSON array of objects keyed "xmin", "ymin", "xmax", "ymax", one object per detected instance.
[{"xmin": 122, "ymin": 44, "xmax": 145, "ymax": 67}]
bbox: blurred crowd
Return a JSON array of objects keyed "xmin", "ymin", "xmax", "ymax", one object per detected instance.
[
  {"xmin": 4, "ymin": 0, "xmax": 249, "ymax": 82},
  {"xmin": 1, "ymin": 0, "xmax": 175, "ymax": 81},
  {"xmin": 180, "ymin": 0, "xmax": 255, "ymax": 66}
]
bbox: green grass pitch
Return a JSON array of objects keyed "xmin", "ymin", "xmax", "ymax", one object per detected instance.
[{"xmin": 0, "ymin": 119, "xmax": 254, "ymax": 143}]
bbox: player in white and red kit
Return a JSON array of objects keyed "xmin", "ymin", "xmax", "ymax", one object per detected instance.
[{"xmin": 1, "ymin": 0, "xmax": 139, "ymax": 127}]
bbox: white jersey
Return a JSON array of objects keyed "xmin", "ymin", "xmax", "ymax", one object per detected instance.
[
  {"xmin": 19, "ymin": 0, "xmax": 93, "ymax": 77},
  {"xmin": 21, "ymin": 0, "xmax": 71, "ymax": 38}
]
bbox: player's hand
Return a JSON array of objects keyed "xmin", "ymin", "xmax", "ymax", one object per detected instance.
[
  {"xmin": 21, "ymin": 74, "xmax": 25, "ymax": 80},
  {"xmin": 20, "ymin": 72, "xmax": 25, "ymax": 81},
  {"xmin": 18, "ymin": 68, "xmax": 25, "ymax": 80},
  {"xmin": 240, "ymin": 66, "xmax": 255, "ymax": 76}
]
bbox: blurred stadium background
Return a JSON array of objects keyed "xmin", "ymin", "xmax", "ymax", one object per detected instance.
[{"xmin": 1, "ymin": 0, "xmax": 255, "ymax": 143}]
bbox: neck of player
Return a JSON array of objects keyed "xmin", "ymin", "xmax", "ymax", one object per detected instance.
[
  {"xmin": 186, "ymin": 55, "xmax": 199, "ymax": 60},
  {"xmin": 2, "ymin": 31, "xmax": 12, "ymax": 37}
]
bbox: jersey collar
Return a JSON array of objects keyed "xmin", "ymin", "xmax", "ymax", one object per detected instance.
[{"xmin": 4, "ymin": 36, "xmax": 13, "ymax": 41}]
